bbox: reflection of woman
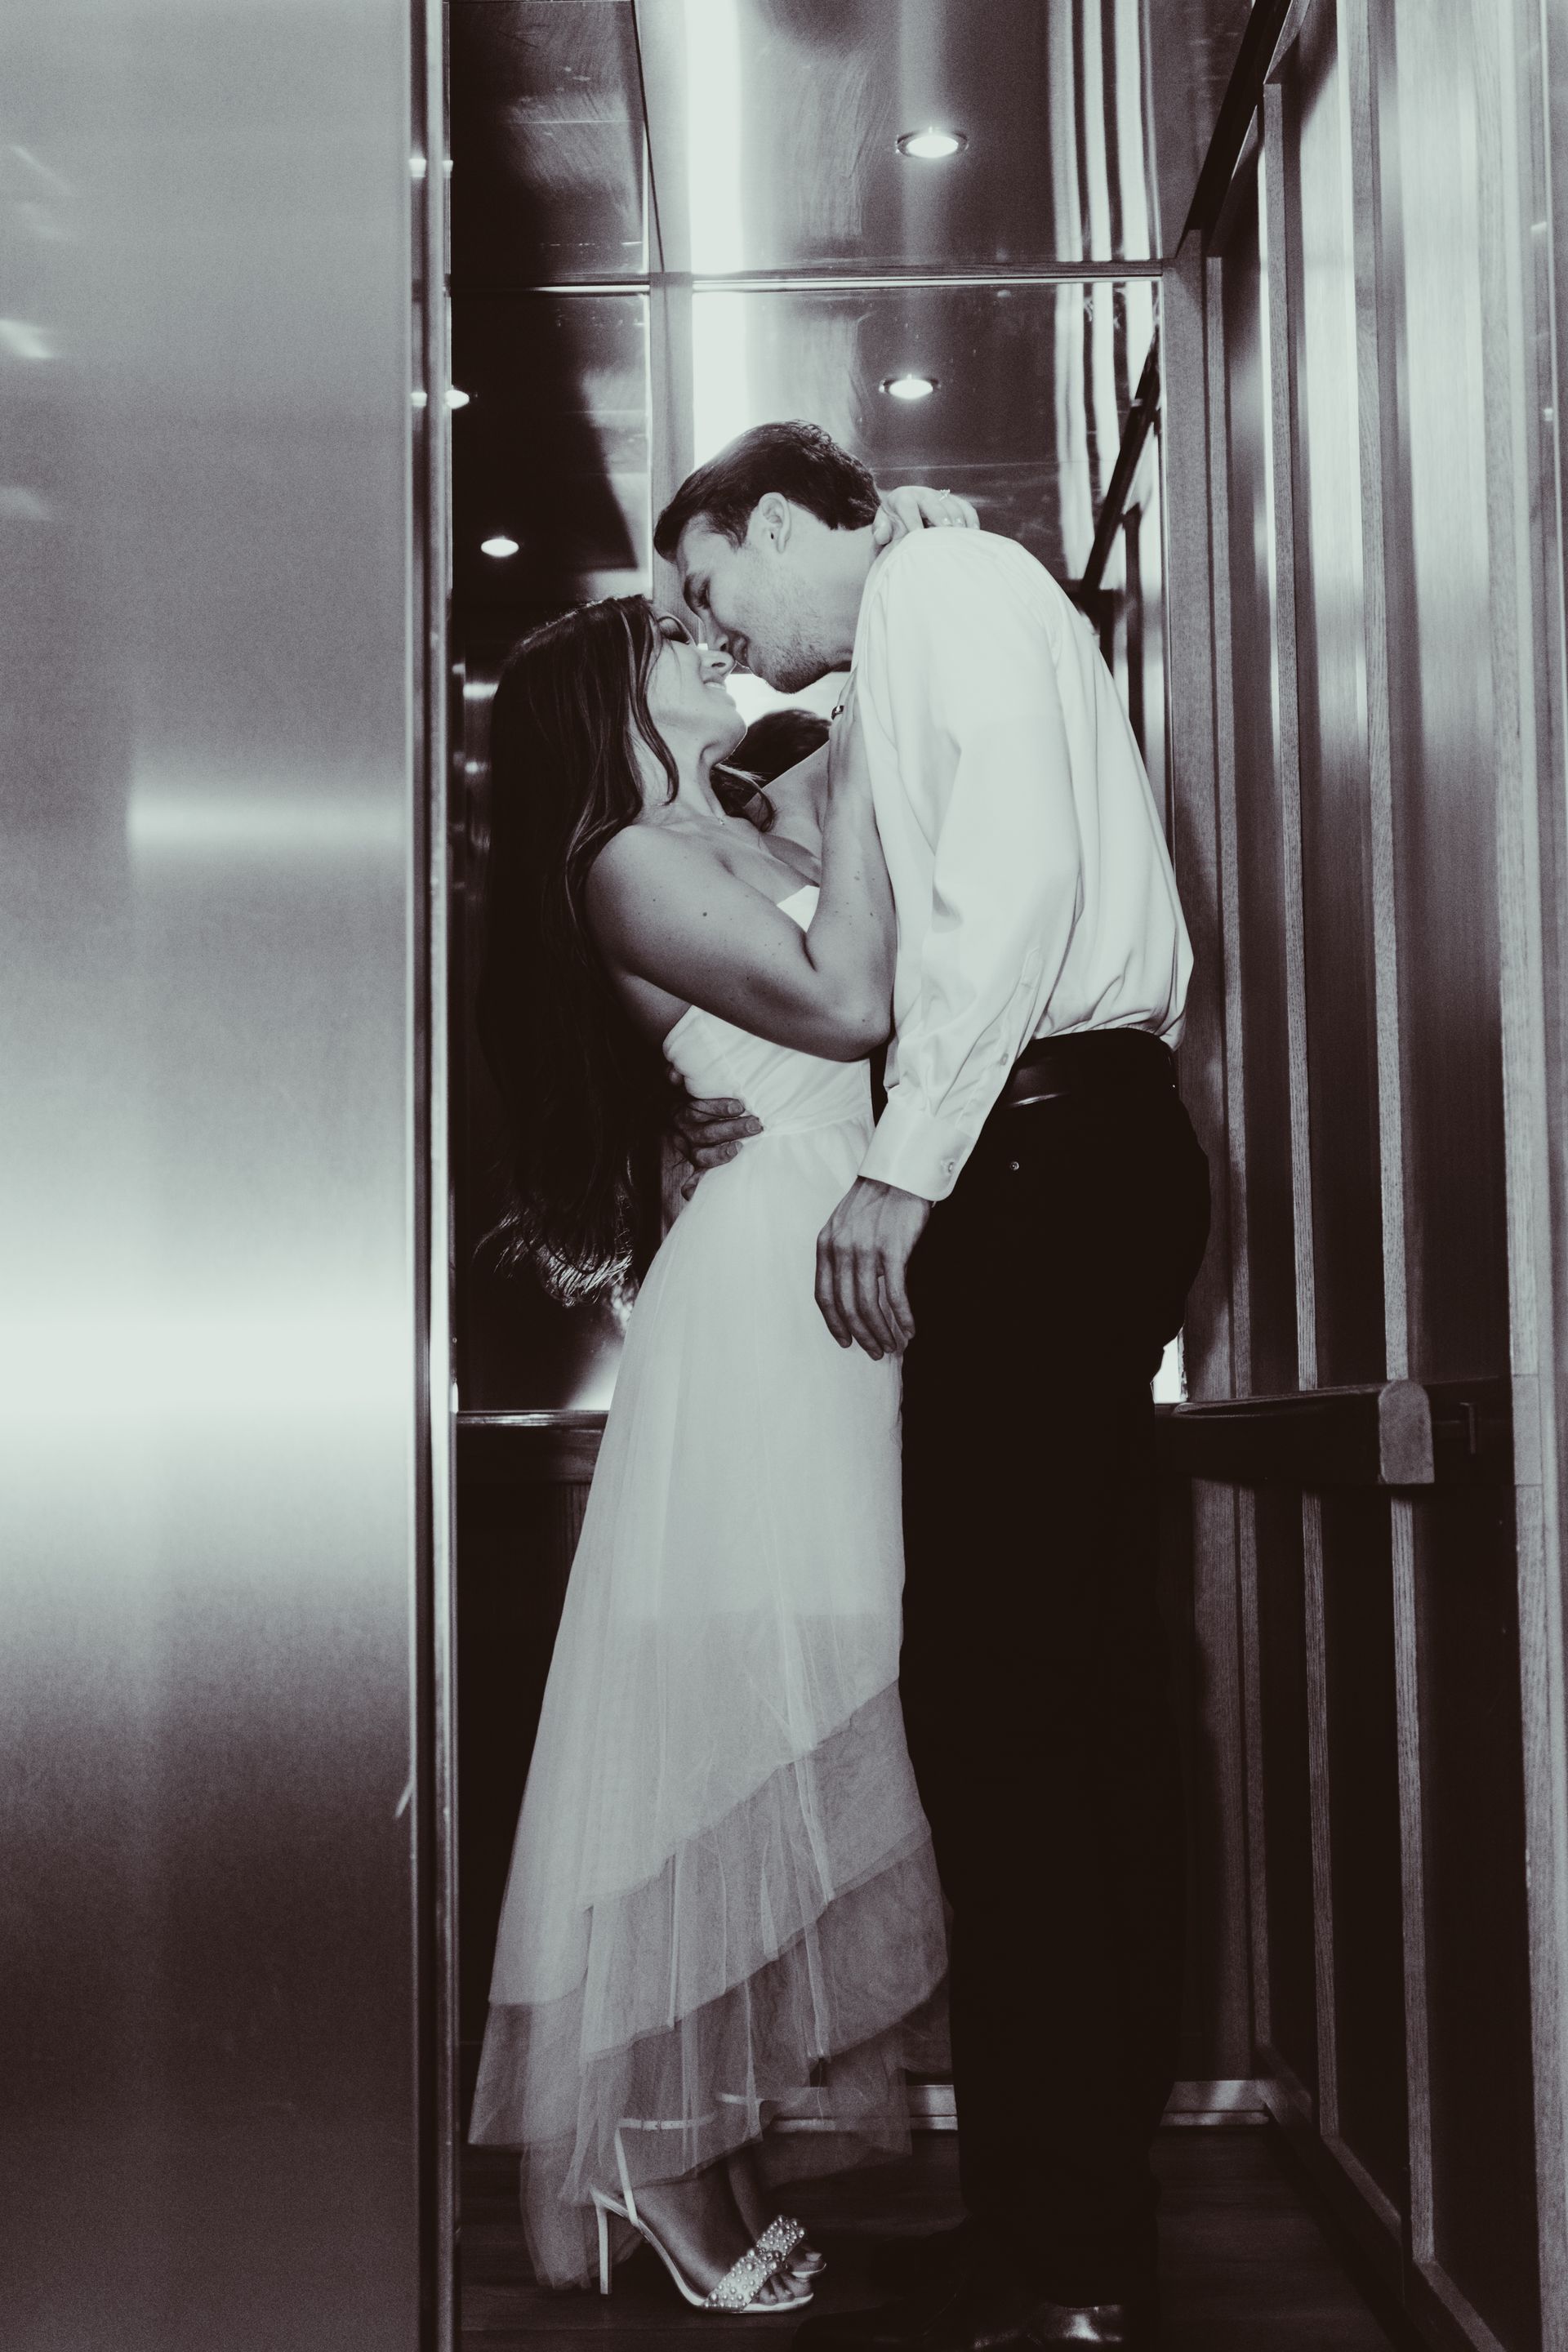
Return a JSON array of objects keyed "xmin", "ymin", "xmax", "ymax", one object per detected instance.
[{"xmin": 470, "ymin": 494, "xmax": 967, "ymax": 2314}]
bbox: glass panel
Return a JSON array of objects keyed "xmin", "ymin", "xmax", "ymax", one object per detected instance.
[
  {"xmin": 450, "ymin": 0, "xmax": 647, "ymax": 285},
  {"xmin": 693, "ymin": 277, "xmax": 1157, "ymax": 581},
  {"xmin": 452, "ymin": 295, "xmax": 649, "ymax": 1410},
  {"xmin": 452, "ymin": 293, "xmax": 650, "ymax": 646}
]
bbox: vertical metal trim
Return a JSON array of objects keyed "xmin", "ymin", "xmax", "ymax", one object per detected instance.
[
  {"xmin": 412, "ymin": 2, "xmax": 456, "ymax": 2344},
  {"xmin": 1260, "ymin": 85, "xmax": 1319, "ymax": 1394}
]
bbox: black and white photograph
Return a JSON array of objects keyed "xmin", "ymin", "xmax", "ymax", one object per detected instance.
[{"xmin": 5, "ymin": 5, "xmax": 1568, "ymax": 2350}]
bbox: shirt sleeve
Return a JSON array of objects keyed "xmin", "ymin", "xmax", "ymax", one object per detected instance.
[{"xmin": 857, "ymin": 541, "xmax": 1085, "ymax": 1202}]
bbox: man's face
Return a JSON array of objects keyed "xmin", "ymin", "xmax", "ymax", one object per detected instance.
[{"xmin": 675, "ymin": 510, "xmax": 836, "ymax": 693}]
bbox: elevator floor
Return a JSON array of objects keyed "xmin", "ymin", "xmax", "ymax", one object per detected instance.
[{"xmin": 461, "ymin": 2131, "xmax": 1403, "ymax": 2349}]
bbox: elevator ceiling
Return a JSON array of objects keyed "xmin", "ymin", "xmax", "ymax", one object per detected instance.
[{"xmin": 448, "ymin": 0, "xmax": 1252, "ymax": 635}]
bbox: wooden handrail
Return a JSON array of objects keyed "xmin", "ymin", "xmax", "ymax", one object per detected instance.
[{"xmin": 1155, "ymin": 1377, "xmax": 1513, "ymax": 1489}]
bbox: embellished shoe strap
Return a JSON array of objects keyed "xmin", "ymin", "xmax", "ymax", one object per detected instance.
[{"xmin": 702, "ymin": 2216, "xmax": 805, "ymax": 2311}]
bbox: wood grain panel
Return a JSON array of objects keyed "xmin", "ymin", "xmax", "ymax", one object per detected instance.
[
  {"xmin": 1319, "ymin": 1491, "xmax": 1408, "ymax": 2216},
  {"xmin": 1218, "ymin": 169, "xmax": 1301, "ymax": 1396},
  {"xmin": 1164, "ymin": 239, "xmax": 1234, "ymax": 1409},
  {"xmin": 1255, "ymin": 1485, "xmax": 1318, "ymax": 2096},
  {"xmin": 1280, "ymin": 1, "xmax": 1388, "ymax": 1386},
  {"xmin": 1414, "ymin": 1490, "xmax": 1541, "ymax": 2350},
  {"xmin": 1370, "ymin": 0, "xmax": 1509, "ymax": 1384},
  {"xmin": 1464, "ymin": 0, "xmax": 1568, "ymax": 2331},
  {"xmin": 1262, "ymin": 84, "xmax": 1320, "ymax": 1391}
]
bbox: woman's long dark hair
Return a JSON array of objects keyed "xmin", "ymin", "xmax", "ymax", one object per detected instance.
[{"xmin": 477, "ymin": 596, "xmax": 688, "ymax": 1300}]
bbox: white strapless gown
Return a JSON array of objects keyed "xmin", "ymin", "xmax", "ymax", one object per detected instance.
[{"xmin": 470, "ymin": 888, "xmax": 947, "ymax": 2288}]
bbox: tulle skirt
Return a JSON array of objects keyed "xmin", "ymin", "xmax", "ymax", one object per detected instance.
[{"xmin": 469, "ymin": 1112, "xmax": 949, "ymax": 2288}]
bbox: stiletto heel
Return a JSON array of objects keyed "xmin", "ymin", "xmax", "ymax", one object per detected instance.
[
  {"xmin": 595, "ymin": 2193, "xmax": 612, "ymax": 2296},
  {"xmin": 590, "ymin": 2124, "xmax": 813, "ymax": 2313}
]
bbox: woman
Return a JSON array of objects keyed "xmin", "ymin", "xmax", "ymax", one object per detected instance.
[{"xmin": 470, "ymin": 497, "xmax": 964, "ymax": 2314}]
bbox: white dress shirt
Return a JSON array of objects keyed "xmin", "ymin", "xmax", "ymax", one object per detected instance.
[{"xmin": 850, "ymin": 529, "xmax": 1192, "ymax": 1204}]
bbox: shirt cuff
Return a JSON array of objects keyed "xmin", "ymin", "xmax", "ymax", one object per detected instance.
[{"xmin": 858, "ymin": 1094, "xmax": 979, "ymax": 1203}]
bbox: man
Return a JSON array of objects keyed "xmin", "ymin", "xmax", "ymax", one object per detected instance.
[{"xmin": 657, "ymin": 422, "xmax": 1209, "ymax": 2351}]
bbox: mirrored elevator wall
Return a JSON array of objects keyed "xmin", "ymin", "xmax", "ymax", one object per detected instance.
[{"xmin": 448, "ymin": 0, "xmax": 1256, "ymax": 2110}]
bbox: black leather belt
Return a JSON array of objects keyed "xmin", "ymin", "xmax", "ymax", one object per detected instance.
[{"xmin": 996, "ymin": 1027, "xmax": 1177, "ymax": 1112}]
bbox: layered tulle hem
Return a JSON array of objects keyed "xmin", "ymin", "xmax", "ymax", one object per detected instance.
[{"xmin": 470, "ymin": 1690, "xmax": 949, "ymax": 2288}]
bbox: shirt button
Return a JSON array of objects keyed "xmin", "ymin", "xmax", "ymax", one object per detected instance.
[{"xmin": 1009, "ymin": 1158, "xmax": 1021, "ymax": 1172}]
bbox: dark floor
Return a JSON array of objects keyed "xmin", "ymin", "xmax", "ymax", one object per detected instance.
[{"xmin": 461, "ymin": 2132, "xmax": 1402, "ymax": 2350}]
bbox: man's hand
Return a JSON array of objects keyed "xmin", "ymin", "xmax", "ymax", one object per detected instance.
[
  {"xmin": 669, "ymin": 1081, "xmax": 763, "ymax": 1201},
  {"xmin": 872, "ymin": 485, "xmax": 981, "ymax": 549},
  {"xmin": 815, "ymin": 1177, "xmax": 933, "ymax": 1359}
]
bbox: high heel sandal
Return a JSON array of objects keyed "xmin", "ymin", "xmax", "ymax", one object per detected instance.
[
  {"xmin": 716, "ymin": 2090, "xmax": 827, "ymax": 2279},
  {"xmin": 590, "ymin": 2124, "xmax": 813, "ymax": 2314}
]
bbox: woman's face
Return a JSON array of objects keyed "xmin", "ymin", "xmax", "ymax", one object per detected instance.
[{"xmin": 644, "ymin": 613, "xmax": 746, "ymax": 767}]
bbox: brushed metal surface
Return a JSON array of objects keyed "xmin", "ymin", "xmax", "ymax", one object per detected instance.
[
  {"xmin": 449, "ymin": 0, "xmax": 1254, "ymax": 282},
  {"xmin": 0, "ymin": 5, "xmax": 428, "ymax": 2347}
]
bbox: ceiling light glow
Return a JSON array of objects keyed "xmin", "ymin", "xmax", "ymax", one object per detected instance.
[
  {"xmin": 481, "ymin": 535, "xmax": 519, "ymax": 559},
  {"xmin": 897, "ymin": 128, "xmax": 967, "ymax": 160},
  {"xmin": 882, "ymin": 375, "xmax": 938, "ymax": 401}
]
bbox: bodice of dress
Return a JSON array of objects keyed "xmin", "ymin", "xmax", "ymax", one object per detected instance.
[{"xmin": 662, "ymin": 885, "xmax": 872, "ymax": 1135}]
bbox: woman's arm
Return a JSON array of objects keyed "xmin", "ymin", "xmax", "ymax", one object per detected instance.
[{"xmin": 587, "ymin": 693, "xmax": 893, "ymax": 1061}]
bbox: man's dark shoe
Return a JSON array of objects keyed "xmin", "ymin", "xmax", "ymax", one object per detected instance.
[{"xmin": 792, "ymin": 2274, "xmax": 1156, "ymax": 2352}]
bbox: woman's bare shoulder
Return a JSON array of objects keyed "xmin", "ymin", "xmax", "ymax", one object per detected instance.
[
  {"xmin": 586, "ymin": 824, "xmax": 735, "ymax": 951},
  {"xmin": 590, "ymin": 822, "xmax": 712, "ymax": 903}
]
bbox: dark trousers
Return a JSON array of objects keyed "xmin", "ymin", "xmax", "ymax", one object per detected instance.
[{"xmin": 899, "ymin": 1076, "xmax": 1210, "ymax": 2304}]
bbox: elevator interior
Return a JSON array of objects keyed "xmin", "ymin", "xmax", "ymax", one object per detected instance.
[
  {"xmin": 449, "ymin": 9, "xmax": 1568, "ymax": 2352},
  {"xmin": 6, "ymin": 2, "xmax": 1568, "ymax": 2349}
]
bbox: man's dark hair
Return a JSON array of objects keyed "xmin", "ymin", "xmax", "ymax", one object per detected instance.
[{"xmin": 653, "ymin": 421, "xmax": 878, "ymax": 560}]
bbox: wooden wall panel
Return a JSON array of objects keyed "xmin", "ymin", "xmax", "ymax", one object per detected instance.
[
  {"xmin": 1374, "ymin": 0, "xmax": 1510, "ymax": 1383},
  {"xmin": 1219, "ymin": 169, "xmax": 1300, "ymax": 1398},
  {"xmin": 1280, "ymin": 0, "xmax": 1388, "ymax": 1386},
  {"xmin": 1318, "ymin": 1491, "xmax": 1407, "ymax": 2215},
  {"xmin": 1414, "ymin": 1490, "xmax": 1541, "ymax": 2349},
  {"xmin": 1197, "ymin": 0, "xmax": 1568, "ymax": 2341},
  {"xmin": 1254, "ymin": 1486, "xmax": 1318, "ymax": 2097}
]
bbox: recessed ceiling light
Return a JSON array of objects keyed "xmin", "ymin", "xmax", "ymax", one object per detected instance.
[
  {"xmin": 882, "ymin": 374, "xmax": 938, "ymax": 401},
  {"xmin": 447, "ymin": 386, "xmax": 470, "ymax": 409},
  {"xmin": 481, "ymin": 535, "xmax": 519, "ymax": 559},
  {"xmin": 897, "ymin": 128, "xmax": 967, "ymax": 160}
]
